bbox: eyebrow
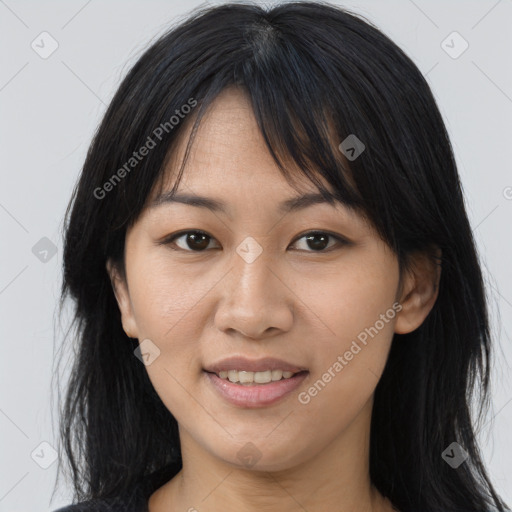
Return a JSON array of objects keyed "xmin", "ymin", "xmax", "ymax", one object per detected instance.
[{"xmin": 150, "ymin": 191, "xmax": 339, "ymax": 215}]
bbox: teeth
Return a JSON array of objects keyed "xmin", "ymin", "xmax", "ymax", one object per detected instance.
[
  {"xmin": 271, "ymin": 369, "xmax": 283, "ymax": 381},
  {"xmin": 254, "ymin": 370, "xmax": 271, "ymax": 383},
  {"xmin": 216, "ymin": 369, "xmax": 298, "ymax": 384}
]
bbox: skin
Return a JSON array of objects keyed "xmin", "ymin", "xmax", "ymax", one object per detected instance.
[{"xmin": 108, "ymin": 87, "xmax": 440, "ymax": 512}]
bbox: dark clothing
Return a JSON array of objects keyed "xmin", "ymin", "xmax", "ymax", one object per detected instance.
[
  {"xmin": 53, "ymin": 481, "xmax": 149, "ymax": 512},
  {"xmin": 53, "ymin": 466, "xmax": 177, "ymax": 512}
]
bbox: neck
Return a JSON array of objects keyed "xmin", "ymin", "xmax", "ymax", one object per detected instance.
[{"xmin": 149, "ymin": 398, "xmax": 394, "ymax": 512}]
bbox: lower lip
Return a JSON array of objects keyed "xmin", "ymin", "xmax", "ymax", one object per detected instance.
[{"xmin": 205, "ymin": 371, "xmax": 308, "ymax": 408}]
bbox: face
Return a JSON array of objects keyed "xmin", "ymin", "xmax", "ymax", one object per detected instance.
[{"xmin": 109, "ymin": 87, "xmax": 438, "ymax": 472}]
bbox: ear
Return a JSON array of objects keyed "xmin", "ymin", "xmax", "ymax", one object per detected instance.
[
  {"xmin": 106, "ymin": 259, "xmax": 139, "ymax": 339},
  {"xmin": 394, "ymin": 248, "xmax": 441, "ymax": 334}
]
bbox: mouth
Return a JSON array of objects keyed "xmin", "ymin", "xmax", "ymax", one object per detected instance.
[{"xmin": 203, "ymin": 356, "xmax": 309, "ymax": 408}]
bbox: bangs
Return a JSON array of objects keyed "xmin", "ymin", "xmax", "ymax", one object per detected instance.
[{"xmin": 149, "ymin": 21, "xmax": 374, "ymax": 237}]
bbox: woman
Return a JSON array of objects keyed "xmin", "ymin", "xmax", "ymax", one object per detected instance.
[{"xmin": 53, "ymin": 2, "xmax": 509, "ymax": 511}]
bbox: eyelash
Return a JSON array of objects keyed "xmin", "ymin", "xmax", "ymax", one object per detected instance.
[{"xmin": 158, "ymin": 229, "xmax": 351, "ymax": 253}]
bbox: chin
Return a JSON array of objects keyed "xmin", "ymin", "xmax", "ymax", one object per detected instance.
[{"xmin": 208, "ymin": 437, "xmax": 309, "ymax": 473}]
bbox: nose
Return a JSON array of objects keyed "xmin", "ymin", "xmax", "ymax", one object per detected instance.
[{"xmin": 214, "ymin": 248, "xmax": 294, "ymax": 340}]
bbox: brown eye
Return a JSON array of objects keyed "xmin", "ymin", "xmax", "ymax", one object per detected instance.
[
  {"xmin": 290, "ymin": 231, "xmax": 349, "ymax": 252},
  {"xmin": 164, "ymin": 230, "xmax": 218, "ymax": 252}
]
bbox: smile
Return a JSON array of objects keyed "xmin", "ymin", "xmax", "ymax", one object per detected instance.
[{"xmin": 204, "ymin": 370, "xmax": 309, "ymax": 409}]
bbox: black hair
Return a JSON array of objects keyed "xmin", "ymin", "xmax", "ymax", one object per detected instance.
[{"xmin": 54, "ymin": 2, "xmax": 509, "ymax": 511}]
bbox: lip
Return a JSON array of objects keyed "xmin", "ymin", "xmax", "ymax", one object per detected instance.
[
  {"xmin": 204, "ymin": 356, "xmax": 307, "ymax": 374},
  {"xmin": 205, "ymin": 370, "xmax": 308, "ymax": 408}
]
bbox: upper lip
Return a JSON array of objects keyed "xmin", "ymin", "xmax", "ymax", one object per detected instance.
[{"xmin": 204, "ymin": 356, "xmax": 307, "ymax": 374}]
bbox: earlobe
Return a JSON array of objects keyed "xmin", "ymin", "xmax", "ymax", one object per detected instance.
[
  {"xmin": 106, "ymin": 259, "xmax": 139, "ymax": 339},
  {"xmin": 394, "ymin": 249, "xmax": 441, "ymax": 335}
]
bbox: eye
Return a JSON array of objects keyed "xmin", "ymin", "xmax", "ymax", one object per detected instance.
[
  {"xmin": 289, "ymin": 230, "xmax": 349, "ymax": 252},
  {"xmin": 160, "ymin": 230, "xmax": 219, "ymax": 252}
]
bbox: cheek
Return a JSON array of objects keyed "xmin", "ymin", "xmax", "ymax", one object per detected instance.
[
  {"xmin": 125, "ymin": 252, "xmax": 212, "ymax": 392},
  {"xmin": 291, "ymin": 256, "xmax": 399, "ymax": 420},
  {"xmin": 128, "ymin": 252, "xmax": 209, "ymax": 340},
  {"xmin": 292, "ymin": 251, "xmax": 399, "ymax": 347},
  {"xmin": 126, "ymin": 258, "xmax": 213, "ymax": 429}
]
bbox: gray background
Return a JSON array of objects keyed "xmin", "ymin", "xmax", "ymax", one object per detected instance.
[{"xmin": 0, "ymin": 0, "xmax": 511, "ymax": 510}]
